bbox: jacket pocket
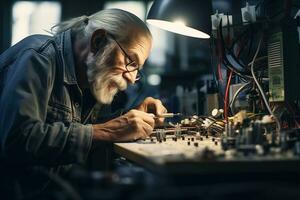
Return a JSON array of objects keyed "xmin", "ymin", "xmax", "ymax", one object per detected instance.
[{"xmin": 46, "ymin": 103, "xmax": 72, "ymax": 123}]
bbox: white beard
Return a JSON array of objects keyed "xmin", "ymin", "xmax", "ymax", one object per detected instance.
[{"xmin": 85, "ymin": 51, "xmax": 127, "ymax": 104}]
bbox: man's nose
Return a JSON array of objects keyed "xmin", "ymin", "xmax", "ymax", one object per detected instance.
[{"xmin": 123, "ymin": 71, "xmax": 137, "ymax": 84}]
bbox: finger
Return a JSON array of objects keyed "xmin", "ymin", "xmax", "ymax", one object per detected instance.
[
  {"xmin": 153, "ymin": 100, "xmax": 168, "ymax": 116},
  {"xmin": 140, "ymin": 121, "xmax": 154, "ymax": 137},
  {"xmin": 155, "ymin": 117, "xmax": 165, "ymax": 125},
  {"xmin": 153, "ymin": 103, "xmax": 168, "ymax": 124},
  {"xmin": 139, "ymin": 112, "xmax": 155, "ymax": 128},
  {"xmin": 131, "ymin": 118, "xmax": 153, "ymax": 140},
  {"xmin": 137, "ymin": 111, "xmax": 155, "ymax": 127},
  {"xmin": 130, "ymin": 109, "xmax": 155, "ymax": 128}
]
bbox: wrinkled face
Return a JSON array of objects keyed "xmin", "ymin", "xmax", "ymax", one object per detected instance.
[{"xmin": 86, "ymin": 35, "xmax": 152, "ymax": 104}]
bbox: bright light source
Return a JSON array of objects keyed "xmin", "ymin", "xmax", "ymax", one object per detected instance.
[
  {"xmin": 147, "ymin": 74, "xmax": 161, "ymax": 86},
  {"xmin": 174, "ymin": 20, "xmax": 186, "ymax": 26},
  {"xmin": 12, "ymin": 1, "xmax": 61, "ymax": 45},
  {"xmin": 147, "ymin": 19, "xmax": 210, "ymax": 39}
]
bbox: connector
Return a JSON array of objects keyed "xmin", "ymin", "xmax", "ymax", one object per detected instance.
[
  {"xmin": 211, "ymin": 10, "xmax": 232, "ymax": 30},
  {"xmin": 241, "ymin": 2, "xmax": 256, "ymax": 23}
]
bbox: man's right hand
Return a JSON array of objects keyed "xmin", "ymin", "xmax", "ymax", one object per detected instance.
[{"xmin": 92, "ymin": 109, "xmax": 155, "ymax": 142}]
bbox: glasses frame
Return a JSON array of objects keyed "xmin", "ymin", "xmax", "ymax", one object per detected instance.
[{"xmin": 108, "ymin": 34, "xmax": 141, "ymax": 81}]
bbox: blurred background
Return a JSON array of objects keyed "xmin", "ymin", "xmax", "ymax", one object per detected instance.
[
  {"xmin": 0, "ymin": 0, "xmax": 216, "ymax": 118},
  {"xmin": 4, "ymin": 0, "xmax": 297, "ymax": 120},
  {"xmin": 2, "ymin": 1, "xmax": 300, "ymax": 199}
]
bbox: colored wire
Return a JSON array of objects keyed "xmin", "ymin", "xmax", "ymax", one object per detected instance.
[
  {"xmin": 218, "ymin": 20, "xmax": 253, "ymax": 80},
  {"xmin": 229, "ymin": 82, "xmax": 252, "ymax": 114},
  {"xmin": 250, "ymin": 34, "xmax": 281, "ymax": 133}
]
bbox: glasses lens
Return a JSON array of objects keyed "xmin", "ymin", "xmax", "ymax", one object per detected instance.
[
  {"xmin": 124, "ymin": 61, "xmax": 141, "ymax": 81},
  {"xmin": 111, "ymin": 34, "xmax": 141, "ymax": 82},
  {"xmin": 126, "ymin": 61, "xmax": 139, "ymax": 72}
]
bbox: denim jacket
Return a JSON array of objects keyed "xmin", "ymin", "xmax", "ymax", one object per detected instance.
[{"xmin": 0, "ymin": 30, "xmax": 94, "ymax": 166}]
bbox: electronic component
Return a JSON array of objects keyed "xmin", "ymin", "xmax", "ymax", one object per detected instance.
[
  {"xmin": 241, "ymin": 2, "xmax": 256, "ymax": 23},
  {"xmin": 267, "ymin": 17, "xmax": 300, "ymax": 102},
  {"xmin": 115, "ymin": 126, "xmax": 300, "ymax": 175},
  {"xmin": 211, "ymin": 10, "xmax": 233, "ymax": 30}
]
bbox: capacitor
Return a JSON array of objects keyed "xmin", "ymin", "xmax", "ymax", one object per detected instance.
[{"xmin": 211, "ymin": 108, "xmax": 224, "ymax": 118}]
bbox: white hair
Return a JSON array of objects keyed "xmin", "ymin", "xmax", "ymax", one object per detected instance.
[
  {"xmin": 52, "ymin": 8, "xmax": 152, "ymax": 46},
  {"xmin": 52, "ymin": 9, "xmax": 152, "ymax": 104}
]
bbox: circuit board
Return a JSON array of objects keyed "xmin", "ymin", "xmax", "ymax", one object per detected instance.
[{"xmin": 114, "ymin": 133, "xmax": 300, "ymax": 176}]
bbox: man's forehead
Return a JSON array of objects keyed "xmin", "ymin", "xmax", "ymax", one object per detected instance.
[{"xmin": 129, "ymin": 37, "xmax": 152, "ymax": 66}]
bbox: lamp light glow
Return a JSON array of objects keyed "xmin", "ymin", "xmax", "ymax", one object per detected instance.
[
  {"xmin": 173, "ymin": 20, "xmax": 186, "ymax": 26},
  {"xmin": 147, "ymin": 0, "xmax": 212, "ymax": 39},
  {"xmin": 147, "ymin": 19, "xmax": 210, "ymax": 39}
]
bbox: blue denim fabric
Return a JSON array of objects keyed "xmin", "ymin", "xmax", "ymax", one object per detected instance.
[{"xmin": 0, "ymin": 30, "xmax": 93, "ymax": 166}]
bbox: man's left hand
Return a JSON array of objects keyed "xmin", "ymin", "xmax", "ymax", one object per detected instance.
[{"xmin": 135, "ymin": 97, "xmax": 167, "ymax": 125}]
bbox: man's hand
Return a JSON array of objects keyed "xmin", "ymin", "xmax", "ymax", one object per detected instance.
[
  {"xmin": 135, "ymin": 97, "xmax": 167, "ymax": 124},
  {"xmin": 92, "ymin": 109, "xmax": 155, "ymax": 142}
]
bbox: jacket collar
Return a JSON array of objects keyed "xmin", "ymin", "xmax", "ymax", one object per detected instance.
[{"xmin": 55, "ymin": 30, "xmax": 78, "ymax": 85}]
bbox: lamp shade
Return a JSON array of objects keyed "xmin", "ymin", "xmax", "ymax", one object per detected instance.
[{"xmin": 147, "ymin": 0, "xmax": 212, "ymax": 39}]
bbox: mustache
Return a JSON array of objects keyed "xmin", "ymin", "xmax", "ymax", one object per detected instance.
[
  {"xmin": 92, "ymin": 71, "xmax": 128, "ymax": 93},
  {"xmin": 111, "ymin": 75, "xmax": 127, "ymax": 91}
]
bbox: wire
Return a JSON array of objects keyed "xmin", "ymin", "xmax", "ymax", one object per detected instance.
[
  {"xmin": 247, "ymin": 56, "xmax": 268, "ymax": 67},
  {"xmin": 224, "ymin": 70, "xmax": 233, "ymax": 122},
  {"xmin": 217, "ymin": 63, "xmax": 223, "ymax": 80},
  {"xmin": 229, "ymin": 82, "xmax": 252, "ymax": 114},
  {"xmin": 286, "ymin": 102, "xmax": 300, "ymax": 129},
  {"xmin": 218, "ymin": 20, "xmax": 253, "ymax": 80},
  {"xmin": 229, "ymin": 26, "xmax": 250, "ymax": 50},
  {"xmin": 222, "ymin": 56, "xmax": 252, "ymax": 79},
  {"xmin": 250, "ymin": 34, "xmax": 281, "ymax": 134},
  {"xmin": 247, "ymin": 26, "xmax": 254, "ymax": 58},
  {"xmin": 210, "ymin": 39, "xmax": 218, "ymax": 85},
  {"xmin": 216, "ymin": 20, "xmax": 224, "ymax": 81}
]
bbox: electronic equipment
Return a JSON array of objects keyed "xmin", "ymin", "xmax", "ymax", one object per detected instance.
[
  {"xmin": 114, "ymin": 112, "xmax": 300, "ymax": 177},
  {"xmin": 268, "ymin": 18, "xmax": 300, "ymax": 102}
]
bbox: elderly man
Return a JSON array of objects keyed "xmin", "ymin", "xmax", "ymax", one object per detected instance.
[{"xmin": 0, "ymin": 8, "xmax": 166, "ymax": 195}]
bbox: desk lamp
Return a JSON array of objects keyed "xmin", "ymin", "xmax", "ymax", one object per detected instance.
[{"xmin": 147, "ymin": 0, "xmax": 212, "ymax": 39}]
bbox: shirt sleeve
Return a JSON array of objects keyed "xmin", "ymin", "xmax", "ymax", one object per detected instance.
[{"xmin": 0, "ymin": 49, "xmax": 92, "ymax": 166}]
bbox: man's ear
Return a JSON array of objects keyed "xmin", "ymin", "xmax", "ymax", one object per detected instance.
[{"xmin": 90, "ymin": 29, "xmax": 107, "ymax": 54}]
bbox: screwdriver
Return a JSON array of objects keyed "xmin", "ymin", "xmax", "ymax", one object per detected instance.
[{"xmin": 154, "ymin": 113, "xmax": 182, "ymax": 118}]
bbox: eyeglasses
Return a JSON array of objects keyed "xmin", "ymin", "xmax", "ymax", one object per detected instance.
[{"xmin": 108, "ymin": 34, "xmax": 141, "ymax": 81}]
